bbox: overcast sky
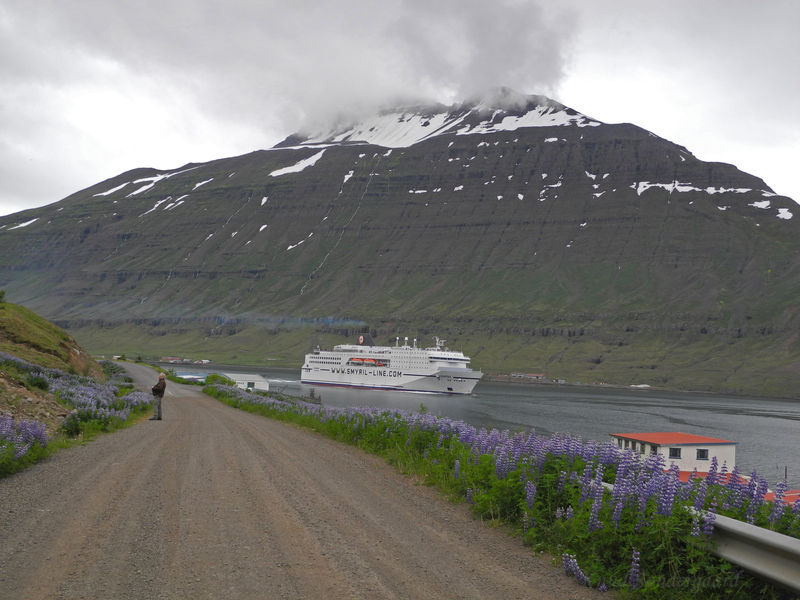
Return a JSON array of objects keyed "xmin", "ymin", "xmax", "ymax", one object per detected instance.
[{"xmin": 1, "ymin": 0, "xmax": 798, "ymax": 217}]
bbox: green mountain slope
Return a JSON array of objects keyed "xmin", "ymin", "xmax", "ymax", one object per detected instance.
[{"xmin": 1, "ymin": 92, "xmax": 798, "ymax": 396}]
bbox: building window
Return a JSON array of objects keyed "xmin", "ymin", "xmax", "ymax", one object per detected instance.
[
  {"xmin": 696, "ymin": 449, "xmax": 709, "ymax": 461},
  {"xmin": 669, "ymin": 447, "xmax": 681, "ymax": 460}
]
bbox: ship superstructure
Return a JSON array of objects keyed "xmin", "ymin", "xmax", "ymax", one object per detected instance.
[{"xmin": 301, "ymin": 335, "xmax": 482, "ymax": 394}]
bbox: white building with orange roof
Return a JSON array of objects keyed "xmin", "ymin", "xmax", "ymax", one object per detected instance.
[{"xmin": 611, "ymin": 432, "xmax": 737, "ymax": 473}]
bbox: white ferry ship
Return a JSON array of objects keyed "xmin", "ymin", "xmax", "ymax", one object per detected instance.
[{"xmin": 301, "ymin": 334, "xmax": 482, "ymax": 394}]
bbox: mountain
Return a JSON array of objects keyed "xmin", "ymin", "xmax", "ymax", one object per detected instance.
[{"xmin": 1, "ymin": 88, "xmax": 798, "ymax": 396}]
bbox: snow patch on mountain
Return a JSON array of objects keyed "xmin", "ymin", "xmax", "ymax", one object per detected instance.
[
  {"xmin": 632, "ymin": 181, "xmax": 775, "ymax": 198},
  {"xmin": 287, "ymin": 231, "xmax": 314, "ymax": 250},
  {"xmin": 164, "ymin": 195, "xmax": 189, "ymax": 211},
  {"xmin": 292, "ymin": 89, "xmax": 601, "ymax": 150},
  {"xmin": 455, "ymin": 108, "xmax": 597, "ymax": 137},
  {"xmin": 306, "ymin": 111, "xmax": 455, "ymax": 148},
  {"xmin": 124, "ymin": 166, "xmax": 201, "ymax": 198},
  {"xmin": 8, "ymin": 218, "xmax": 39, "ymax": 230},
  {"xmin": 139, "ymin": 196, "xmax": 173, "ymax": 217},
  {"xmin": 93, "ymin": 182, "xmax": 130, "ymax": 197},
  {"xmin": 270, "ymin": 150, "xmax": 326, "ymax": 177}
]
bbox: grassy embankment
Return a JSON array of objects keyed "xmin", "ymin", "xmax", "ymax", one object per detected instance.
[{"xmin": 0, "ymin": 299, "xmax": 153, "ymax": 476}]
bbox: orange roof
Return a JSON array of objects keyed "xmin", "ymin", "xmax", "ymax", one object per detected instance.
[
  {"xmin": 678, "ymin": 471, "xmax": 745, "ymax": 484},
  {"xmin": 677, "ymin": 472, "xmax": 800, "ymax": 505},
  {"xmin": 765, "ymin": 490, "xmax": 800, "ymax": 505},
  {"xmin": 611, "ymin": 432, "xmax": 736, "ymax": 445}
]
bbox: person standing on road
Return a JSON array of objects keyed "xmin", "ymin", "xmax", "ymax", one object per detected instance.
[{"xmin": 150, "ymin": 373, "xmax": 166, "ymax": 420}]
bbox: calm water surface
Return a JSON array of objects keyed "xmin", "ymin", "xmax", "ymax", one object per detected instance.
[{"xmin": 183, "ymin": 366, "xmax": 800, "ymax": 487}]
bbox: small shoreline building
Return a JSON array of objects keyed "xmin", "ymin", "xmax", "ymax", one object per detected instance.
[
  {"xmin": 221, "ymin": 373, "xmax": 270, "ymax": 392},
  {"xmin": 611, "ymin": 431, "xmax": 800, "ymax": 505},
  {"xmin": 610, "ymin": 431, "xmax": 737, "ymax": 474}
]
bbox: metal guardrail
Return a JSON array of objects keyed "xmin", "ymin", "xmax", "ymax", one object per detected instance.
[
  {"xmin": 710, "ymin": 513, "xmax": 800, "ymax": 592},
  {"xmin": 600, "ymin": 481, "xmax": 800, "ymax": 592}
]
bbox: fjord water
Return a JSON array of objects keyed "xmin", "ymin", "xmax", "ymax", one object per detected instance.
[{"xmin": 199, "ymin": 367, "xmax": 800, "ymax": 488}]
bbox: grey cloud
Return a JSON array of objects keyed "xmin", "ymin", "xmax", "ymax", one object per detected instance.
[{"xmin": 0, "ymin": 0, "xmax": 798, "ymax": 215}]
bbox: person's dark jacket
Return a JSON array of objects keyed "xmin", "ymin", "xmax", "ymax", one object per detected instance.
[{"xmin": 152, "ymin": 379, "xmax": 166, "ymax": 397}]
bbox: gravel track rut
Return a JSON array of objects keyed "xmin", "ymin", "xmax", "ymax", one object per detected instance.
[{"xmin": 0, "ymin": 363, "xmax": 600, "ymax": 599}]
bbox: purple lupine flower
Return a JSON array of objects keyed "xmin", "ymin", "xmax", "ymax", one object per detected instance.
[
  {"xmin": 453, "ymin": 459, "xmax": 460, "ymax": 480},
  {"xmin": 611, "ymin": 499, "xmax": 625, "ymax": 529},
  {"xmin": 657, "ymin": 464, "xmax": 680, "ymax": 516},
  {"xmin": 693, "ymin": 478, "xmax": 708, "ymax": 512},
  {"xmin": 706, "ymin": 456, "xmax": 719, "ymax": 487},
  {"xmin": 578, "ymin": 462, "xmax": 594, "ymax": 506},
  {"xmin": 561, "ymin": 553, "xmax": 571, "ymax": 574},
  {"xmin": 769, "ymin": 479, "xmax": 787, "ymax": 524},
  {"xmin": 702, "ymin": 500, "xmax": 717, "ymax": 537},
  {"xmin": 520, "ymin": 509, "xmax": 534, "ymax": 532},
  {"xmin": 565, "ymin": 505, "xmax": 574, "ymax": 520},
  {"xmin": 588, "ymin": 494, "xmax": 604, "ymax": 532},
  {"xmin": 628, "ymin": 549, "xmax": 641, "ymax": 589},
  {"xmin": 555, "ymin": 507, "xmax": 564, "ymax": 519},
  {"xmin": 466, "ymin": 488, "xmax": 473, "ymax": 504},
  {"xmin": 557, "ymin": 470, "xmax": 568, "ymax": 493},
  {"xmin": 745, "ymin": 474, "xmax": 770, "ymax": 524},
  {"xmin": 561, "ymin": 553, "xmax": 590, "ymax": 586},
  {"xmin": 587, "ymin": 464, "xmax": 605, "ymax": 531},
  {"xmin": 521, "ymin": 430, "xmax": 537, "ymax": 457},
  {"xmin": 644, "ymin": 451, "xmax": 666, "ymax": 474},
  {"xmin": 0, "ymin": 414, "xmax": 48, "ymax": 459},
  {"xmin": 690, "ymin": 514, "xmax": 701, "ymax": 537},
  {"xmin": 533, "ymin": 439, "xmax": 549, "ymax": 470},
  {"xmin": 494, "ymin": 451, "xmax": 509, "ymax": 479},
  {"xmin": 725, "ymin": 465, "xmax": 746, "ymax": 510},
  {"xmin": 525, "ymin": 480, "xmax": 536, "ymax": 509}
]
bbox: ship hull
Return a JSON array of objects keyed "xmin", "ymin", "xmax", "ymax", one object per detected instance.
[{"xmin": 300, "ymin": 368, "xmax": 481, "ymax": 394}]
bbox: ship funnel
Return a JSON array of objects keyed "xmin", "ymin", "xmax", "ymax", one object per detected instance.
[{"xmin": 357, "ymin": 333, "xmax": 376, "ymax": 346}]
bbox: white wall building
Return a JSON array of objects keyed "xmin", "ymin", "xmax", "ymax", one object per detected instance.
[
  {"xmin": 610, "ymin": 432, "xmax": 736, "ymax": 473},
  {"xmin": 222, "ymin": 373, "xmax": 270, "ymax": 392}
]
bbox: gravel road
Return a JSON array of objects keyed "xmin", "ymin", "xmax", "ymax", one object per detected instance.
[{"xmin": 0, "ymin": 362, "xmax": 601, "ymax": 599}]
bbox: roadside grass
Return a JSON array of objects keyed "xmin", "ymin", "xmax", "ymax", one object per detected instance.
[
  {"xmin": 205, "ymin": 383, "xmax": 800, "ymax": 599},
  {"xmin": 0, "ymin": 408, "xmax": 152, "ymax": 478},
  {"xmin": 0, "ymin": 355, "xmax": 153, "ymax": 477}
]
